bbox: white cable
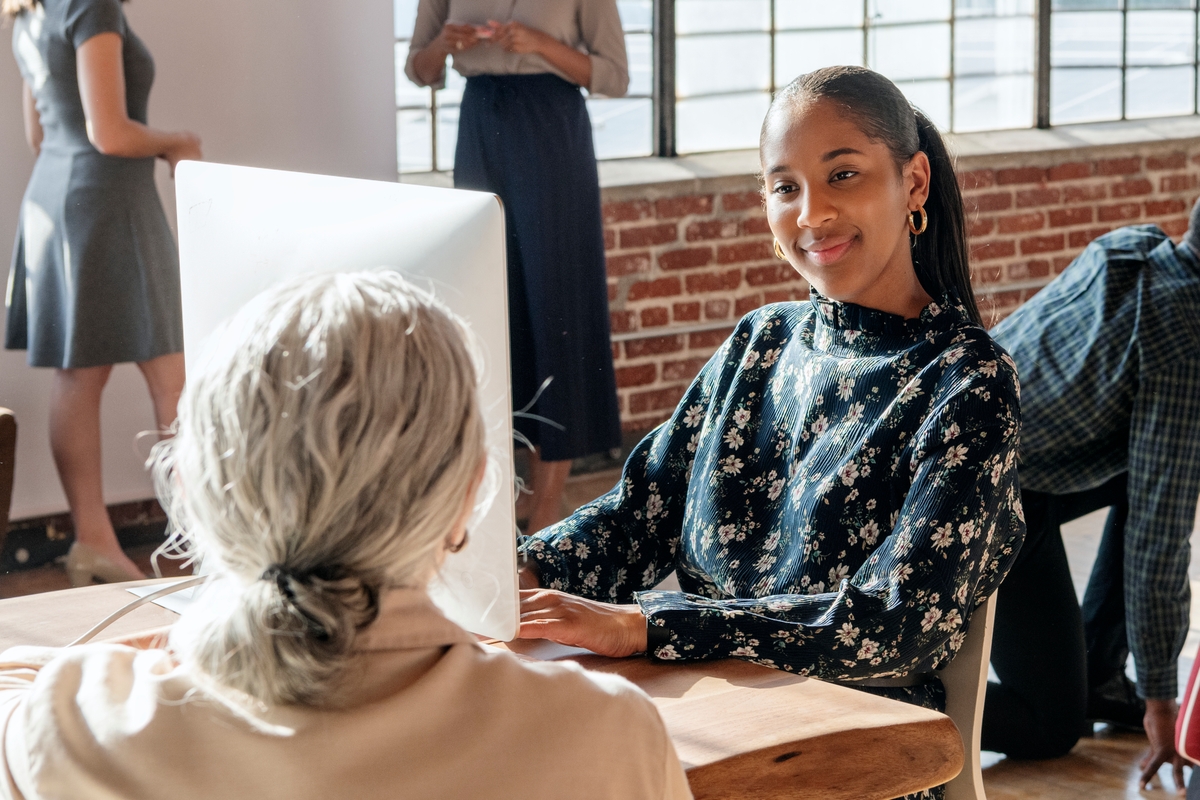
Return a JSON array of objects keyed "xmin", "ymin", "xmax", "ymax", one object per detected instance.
[{"xmin": 67, "ymin": 576, "xmax": 207, "ymax": 647}]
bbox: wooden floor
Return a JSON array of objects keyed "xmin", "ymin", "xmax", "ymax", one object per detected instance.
[{"xmin": 2, "ymin": 469, "xmax": 1197, "ymax": 797}]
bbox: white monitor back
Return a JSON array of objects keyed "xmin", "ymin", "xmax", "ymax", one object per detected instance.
[{"xmin": 175, "ymin": 161, "xmax": 518, "ymax": 641}]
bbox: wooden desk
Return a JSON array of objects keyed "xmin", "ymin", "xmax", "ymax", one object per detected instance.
[{"xmin": 0, "ymin": 581, "xmax": 963, "ymax": 800}]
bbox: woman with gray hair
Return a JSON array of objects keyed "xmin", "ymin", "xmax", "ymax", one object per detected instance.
[{"xmin": 0, "ymin": 271, "xmax": 691, "ymax": 799}]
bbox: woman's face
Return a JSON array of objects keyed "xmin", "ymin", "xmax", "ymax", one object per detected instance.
[{"xmin": 761, "ymin": 98, "xmax": 931, "ymax": 314}]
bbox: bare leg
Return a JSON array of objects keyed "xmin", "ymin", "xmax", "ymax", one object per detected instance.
[
  {"xmin": 49, "ymin": 365, "xmax": 139, "ymax": 573},
  {"xmin": 136, "ymin": 352, "xmax": 185, "ymax": 433},
  {"xmin": 525, "ymin": 448, "xmax": 572, "ymax": 534}
]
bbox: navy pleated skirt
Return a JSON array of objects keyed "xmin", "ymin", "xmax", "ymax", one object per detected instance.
[{"xmin": 455, "ymin": 73, "xmax": 621, "ymax": 462}]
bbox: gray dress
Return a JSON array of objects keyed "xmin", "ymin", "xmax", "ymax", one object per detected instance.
[{"xmin": 7, "ymin": 0, "xmax": 183, "ymax": 368}]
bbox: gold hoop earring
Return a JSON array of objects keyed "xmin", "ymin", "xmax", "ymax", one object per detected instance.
[
  {"xmin": 908, "ymin": 207, "xmax": 928, "ymax": 236},
  {"xmin": 448, "ymin": 530, "xmax": 469, "ymax": 553},
  {"xmin": 773, "ymin": 238, "xmax": 787, "ymax": 260}
]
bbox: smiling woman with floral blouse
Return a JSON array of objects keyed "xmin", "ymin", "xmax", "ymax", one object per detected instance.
[{"xmin": 517, "ymin": 67, "xmax": 1025, "ymax": 753}]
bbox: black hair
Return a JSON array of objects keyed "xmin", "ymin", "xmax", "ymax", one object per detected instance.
[{"xmin": 762, "ymin": 65, "xmax": 980, "ymax": 325}]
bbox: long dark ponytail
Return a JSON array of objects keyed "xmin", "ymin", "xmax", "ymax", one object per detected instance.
[{"xmin": 764, "ymin": 66, "xmax": 980, "ymax": 325}]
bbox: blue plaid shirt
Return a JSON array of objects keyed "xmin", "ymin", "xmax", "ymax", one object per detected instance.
[{"xmin": 992, "ymin": 225, "xmax": 1200, "ymax": 700}]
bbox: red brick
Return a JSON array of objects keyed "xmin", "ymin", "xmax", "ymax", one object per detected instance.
[
  {"xmin": 704, "ymin": 299, "xmax": 732, "ymax": 319},
  {"xmin": 655, "ymin": 194, "xmax": 714, "ymax": 219},
  {"xmin": 1053, "ymin": 256, "xmax": 1074, "ymax": 273},
  {"xmin": 1145, "ymin": 198, "xmax": 1187, "ymax": 216},
  {"xmin": 689, "ymin": 328, "xmax": 734, "ymax": 349},
  {"xmin": 969, "ymin": 217, "xmax": 996, "ymax": 237},
  {"xmin": 640, "ymin": 307, "xmax": 669, "ymax": 328},
  {"xmin": 1007, "ymin": 259, "xmax": 1051, "ymax": 281},
  {"xmin": 627, "ymin": 277, "xmax": 682, "ymax": 301},
  {"xmin": 971, "ymin": 240, "xmax": 1017, "ymax": 262},
  {"xmin": 624, "ymin": 335, "xmax": 685, "ymax": 359},
  {"xmin": 1016, "ymin": 188, "xmax": 1061, "ymax": 208},
  {"xmin": 746, "ymin": 264, "xmax": 802, "ymax": 286},
  {"xmin": 717, "ymin": 240, "xmax": 775, "ymax": 264},
  {"xmin": 966, "ymin": 192, "xmax": 1014, "ymax": 213},
  {"xmin": 1147, "ymin": 152, "xmax": 1187, "ymax": 171},
  {"xmin": 997, "ymin": 166, "xmax": 1047, "ymax": 185},
  {"xmin": 1048, "ymin": 207, "xmax": 1093, "ymax": 228},
  {"xmin": 1063, "ymin": 184, "xmax": 1107, "ymax": 203},
  {"xmin": 604, "ymin": 228, "xmax": 616, "ymax": 251},
  {"xmin": 1161, "ymin": 217, "xmax": 1190, "ymax": 238},
  {"xmin": 608, "ymin": 282, "xmax": 617, "ymax": 302},
  {"xmin": 763, "ymin": 288, "xmax": 807, "ymax": 304},
  {"xmin": 741, "ymin": 217, "xmax": 772, "ymax": 236},
  {"xmin": 662, "ymin": 357, "xmax": 709, "ymax": 382},
  {"xmin": 1020, "ymin": 233, "xmax": 1065, "ymax": 255},
  {"xmin": 990, "ymin": 289, "xmax": 1024, "ymax": 307},
  {"xmin": 621, "ymin": 223, "xmax": 678, "ymax": 249},
  {"xmin": 971, "ymin": 265, "xmax": 1003, "ymax": 284},
  {"xmin": 686, "ymin": 269, "xmax": 743, "ymax": 294},
  {"xmin": 998, "ymin": 212, "xmax": 1046, "ymax": 234},
  {"xmin": 1098, "ymin": 203, "xmax": 1142, "ymax": 223},
  {"xmin": 721, "ymin": 191, "xmax": 763, "ymax": 212},
  {"xmin": 622, "ymin": 414, "xmax": 670, "ymax": 434},
  {"xmin": 673, "ymin": 301, "xmax": 701, "ymax": 322},
  {"xmin": 610, "ymin": 310, "xmax": 636, "ymax": 333},
  {"xmin": 629, "ymin": 385, "xmax": 687, "ymax": 415},
  {"xmin": 1096, "ymin": 157, "xmax": 1142, "ymax": 176},
  {"xmin": 1110, "ymin": 178, "xmax": 1153, "ymax": 198},
  {"xmin": 1047, "ymin": 162, "xmax": 1092, "ymax": 182},
  {"xmin": 658, "ymin": 247, "xmax": 713, "ymax": 271},
  {"xmin": 958, "ymin": 169, "xmax": 995, "ymax": 190},
  {"xmin": 735, "ymin": 294, "xmax": 764, "ymax": 316},
  {"xmin": 603, "ymin": 200, "xmax": 652, "ymax": 224},
  {"xmin": 606, "ymin": 252, "xmax": 652, "ymax": 277},
  {"xmin": 1160, "ymin": 173, "xmax": 1198, "ymax": 193},
  {"xmin": 1068, "ymin": 226, "xmax": 1114, "ymax": 248},
  {"xmin": 686, "ymin": 220, "xmax": 739, "ymax": 241},
  {"xmin": 615, "ymin": 364, "xmax": 657, "ymax": 388}
]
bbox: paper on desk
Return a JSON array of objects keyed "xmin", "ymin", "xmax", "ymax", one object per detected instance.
[{"xmin": 126, "ymin": 581, "xmax": 199, "ymax": 616}]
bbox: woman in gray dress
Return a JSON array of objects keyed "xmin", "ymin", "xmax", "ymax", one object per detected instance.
[{"xmin": 5, "ymin": 0, "xmax": 201, "ymax": 585}]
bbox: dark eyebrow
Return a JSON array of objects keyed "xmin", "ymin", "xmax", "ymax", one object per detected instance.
[{"xmin": 822, "ymin": 147, "xmax": 863, "ymax": 162}]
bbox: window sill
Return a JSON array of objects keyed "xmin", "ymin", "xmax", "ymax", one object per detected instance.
[{"xmin": 398, "ymin": 115, "xmax": 1200, "ymax": 193}]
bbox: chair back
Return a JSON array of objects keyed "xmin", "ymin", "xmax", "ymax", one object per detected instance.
[{"xmin": 939, "ymin": 592, "xmax": 997, "ymax": 800}]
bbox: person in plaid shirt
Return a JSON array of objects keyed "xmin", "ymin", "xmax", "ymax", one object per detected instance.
[{"xmin": 983, "ymin": 198, "xmax": 1200, "ymax": 790}]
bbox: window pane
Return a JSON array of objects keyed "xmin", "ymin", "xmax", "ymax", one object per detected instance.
[
  {"xmin": 896, "ymin": 80, "xmax": 951, "ymax": 129},
  {"xmin": 956, "ymin": 17, "xmax": 1035, "ymax": 76},
  {"xmin": 394, "ymin": 0, "xmax": 418, "ymax": 39},
  {"xmin": 955, "ymin": 74, "xmax": 1035, "ymax": 130},
  {"xmin": 956, "ymin": 0, "xmax": 1035, "ymax": 17},
  {"xmin": 617, "ymin": 0, "xmax": 653, "ymax": 32},
  {"xmin": 1126, "ymin": 11, "xmax": 1196, "ymax": 66},
  {"xmin": 676, "ymin": 33, "xmax": 771, "ymax": 96},
  {"xmin": 869, "ymin": 23, "xmax": 950, "ymax": 81},
  {"xmin": 395, "ymin": 43, "xmax": 431, "ymax": 108},
  {"xmin": 1127, "ymin": 0, "xmax": 1194, "ymax": 8},
  {"xmin": 1051, "ymin": 67, "xmax": 1122, "ymax": 122},
  {"xmin": 435, "ymin": 106, "xmax": 459, "ymax": 172},
  {"xmin": 869, "ymin": 0, "xmax": 951, "ymax": 23},
  {"xmin": 589, "ymin": 98, "xmax": 654, "ymax": 159},
  {"xmin": 1052, "ymin": 0, "xmax": 1119, "ymax": 9},
  {"xmin": 1051, "ymin": 11, "xmax": 1122, "ymax": 66},
  {"xmin": 398, "ymin": 109, "xmax": 432, "ymax": 173},
  {"xmin": 775, "ymin": 0, "xmax": 863, "ymax": 29},
  {"xmin": 676, "ymin": 0, "xmax": 770, "ymax": 34},
  {"xmin": 775, "ymin": 29, "xmax": 864, "ymax": 86},
  {"xmin": 677, "ymin": 92, "xmax": 771, "ymax": 153},
  {"xmin": 626, "ymin": 33, "xmax": 653, "ymax": 96},
  {"xmin": 435, "ymin": 67, "xmax": 467, "ymax": 107},
  {"xmin": 1127, "ymin": 65, "xmax": 1196, "ymax": 117}
]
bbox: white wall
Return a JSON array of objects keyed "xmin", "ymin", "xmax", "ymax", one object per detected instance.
[{"xmin": 0, "ymin": 0, "xmax": 397, "ymax": 520}]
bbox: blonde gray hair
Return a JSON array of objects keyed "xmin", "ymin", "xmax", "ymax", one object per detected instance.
[{"xmin": 151, "ymin": 271, "xmax": 486, "ymax": 706}]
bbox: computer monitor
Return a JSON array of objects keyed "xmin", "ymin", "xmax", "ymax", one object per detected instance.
[{"xmin": 174, "ymin": 161, "xmax": 518, "ymax": 641}]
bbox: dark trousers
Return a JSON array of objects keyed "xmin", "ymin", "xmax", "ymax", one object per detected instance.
[{"xmin": 981, "ymin": 474, "xmax": 1129, "ymax": 759}]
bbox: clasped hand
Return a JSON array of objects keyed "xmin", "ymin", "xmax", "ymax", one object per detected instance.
[
  {"xmin": 438, "ymin": 20, "xmax": 549, "ymax": 56},
  {"xmin": 519, "ymin": 589, "xmax": 649, "ymax": 658}
]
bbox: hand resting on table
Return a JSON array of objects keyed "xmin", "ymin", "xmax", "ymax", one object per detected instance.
[{"xmin": 519, "ymin": 589, "xmax": 648, "ymax": 658}]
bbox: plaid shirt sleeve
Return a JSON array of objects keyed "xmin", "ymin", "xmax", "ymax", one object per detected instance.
[{"xmin": 1125, "ymin": 360, "xmax": 1200, "ymax": 699}]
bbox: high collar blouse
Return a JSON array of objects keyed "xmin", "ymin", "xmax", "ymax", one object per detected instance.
[{"xmin": 522, "ymin": 294, "xmax": 1025, "ymax": 680}]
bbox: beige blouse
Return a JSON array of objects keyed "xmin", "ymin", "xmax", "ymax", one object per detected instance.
[
  {"xmin": 404, "ymin": 0, "xmax": 630, "ymax": 97},
  {"xmin": 0, "ymin": 589, "xmax": 691, "ymax": 800}
]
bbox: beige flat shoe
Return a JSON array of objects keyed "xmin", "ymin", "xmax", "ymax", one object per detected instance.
[{"xmin": 65, "ymin": 542, "xmax": 146, "ymax": 588}]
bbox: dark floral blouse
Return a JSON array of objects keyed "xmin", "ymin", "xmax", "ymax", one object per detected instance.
[{"xmin": 521, "ymin": 292, "xmax": 1025, "ymax": 682}]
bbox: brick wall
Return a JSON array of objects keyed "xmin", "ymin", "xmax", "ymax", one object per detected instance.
[{"xmin": 602, "ymin": 139, "xmax": 1200, "ymax": 434}]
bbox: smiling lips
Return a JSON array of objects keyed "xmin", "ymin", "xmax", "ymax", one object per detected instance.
[{"xmin": 801, "ymin": 235, "xmax": 856, "ymax": 267}]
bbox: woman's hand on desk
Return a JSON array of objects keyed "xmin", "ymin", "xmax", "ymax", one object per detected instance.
[{"xmin": 519, "ymin": 589, "xmax": 648, "ymax": 658}]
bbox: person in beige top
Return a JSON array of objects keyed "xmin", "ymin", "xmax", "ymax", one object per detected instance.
[{"xmin": 0, "ymin": 271, "xmax": 692, "ymax": 800}]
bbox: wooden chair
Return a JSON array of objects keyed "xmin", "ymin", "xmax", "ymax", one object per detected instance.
[
  {"xmin": 0, "ymin": 408, "xmax": 14, "ymax": 551},
  {"xmin": 939, "ymin": 593, "xmax": 997, "ymax": 800}
]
